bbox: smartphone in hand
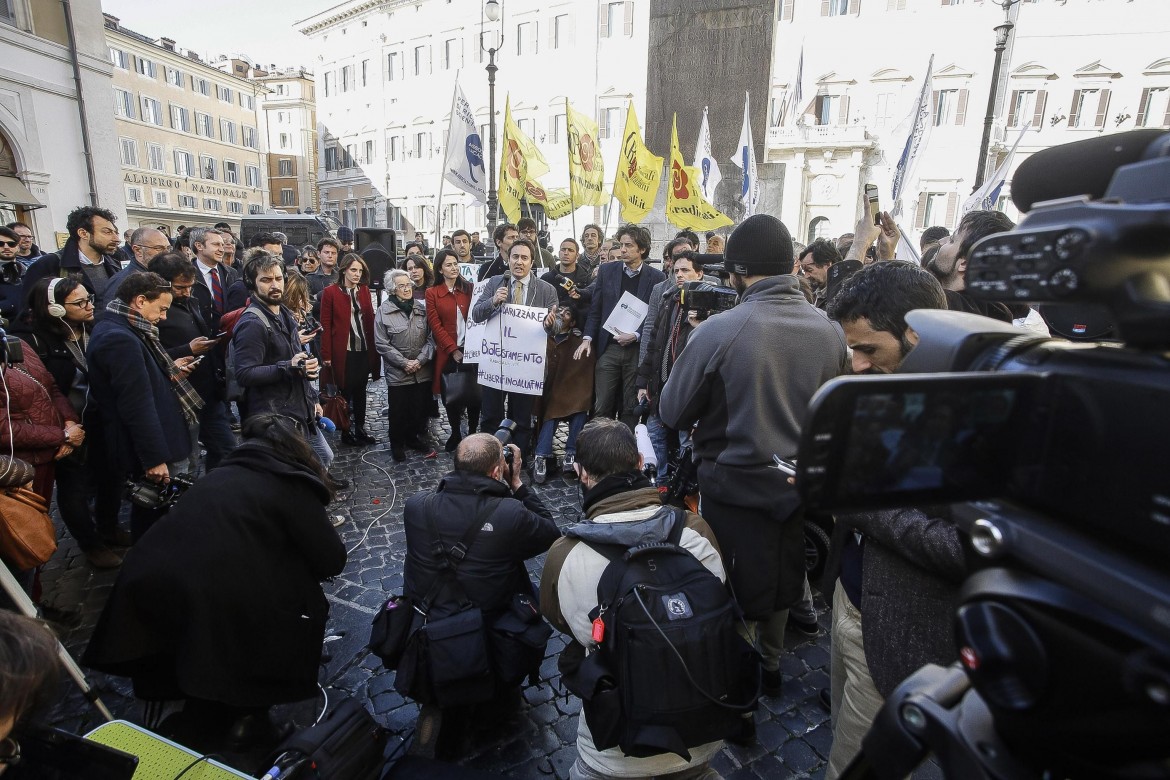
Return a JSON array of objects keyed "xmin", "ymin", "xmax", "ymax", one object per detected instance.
[{"xmin": 864, "ymin": 183, "xmax": 881, "ymax": 226}]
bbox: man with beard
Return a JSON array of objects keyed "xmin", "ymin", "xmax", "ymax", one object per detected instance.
[
  {"xmin": 232, "ymin": 253, "xmax": 330, "ymax": 467},
  {"xmin": 451, "ymin": 229, "xmax": 474, "ymax": 268},
  {"xmin": 797, "ymin": 238, "xmax": 841, "ymax": 309},
  {"xmin": 150, "ymin": 253, "xmax": 235, "ymax": 473},
  {"xmin": 659, "ymin": 215, "xmax": 847, "ymax": 730},
  {"xmin": 821, "ymin": 261, "xmax": 962, "ymax": 778},
  {"xmin": 22, "ymin": 206, "xmax": 122, "ymax": 308}
]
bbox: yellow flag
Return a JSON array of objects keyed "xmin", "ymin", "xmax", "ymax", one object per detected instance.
[
  {"xmin": 613, "ymin": 105, "xmax": 663, "ymax": 224},
  {"xmin": 524, "ymin": 179, "xmax": 574, "ymax": 221},
  {"xmin": 666, "ymin": 114, "xmax": 733, "ymax": 232},
  {"xmin": 566, "ymin": 99, "xmax": 607, "ymax": 207},
  {"xmin": 499, "ymin": 97, "xmax": 551, "ymax": 222}
]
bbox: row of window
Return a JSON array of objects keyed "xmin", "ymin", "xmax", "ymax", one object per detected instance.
[
  {"xmin": 766, "ymin": 84, "xmax": 1170, "ymax": 130},
  {"xmin": 113, "ymin": 88, "xmax": 259, "ymax": 148},
  {"xmin": 109, "ymin": 47, "xmax": 256, "ymax": 109},
  {"xmin": 124, "ymin": 185, "xmax": 262, "ymax": 215},
  {"xmin": 117, "ymin": 137, "xmax": 262, "ymax": 186},
  {"xmin": 322, "ymin": 3, "xmax": 633, "ymax": 96},
  {"xmin": 780, "ymin": 0, "xmax": 1040, "ymax": 21}
]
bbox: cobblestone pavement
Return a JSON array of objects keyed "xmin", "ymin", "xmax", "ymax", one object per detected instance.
[{"xmin": 37, "ymin": 386, "xmax": 843, "ymax": 778}]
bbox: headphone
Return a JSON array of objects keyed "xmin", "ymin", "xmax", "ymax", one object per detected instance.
[{"xmin": 46, "ymin": 278, "xmax": 67, "ymax": 318}]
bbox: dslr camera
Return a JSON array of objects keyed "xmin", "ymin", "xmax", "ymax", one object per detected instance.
[
  {"xmin": 796, "ymin": 130, "xmax": 1170, "ymax": 778},
  {"xmin": 125, "ymin": 473, "xmax": 195, "ymax": 510}
]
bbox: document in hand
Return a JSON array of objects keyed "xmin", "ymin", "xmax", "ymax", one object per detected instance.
[{"xmin": 602, "ymin": 292, "xmax": 649, "ymax": 337}]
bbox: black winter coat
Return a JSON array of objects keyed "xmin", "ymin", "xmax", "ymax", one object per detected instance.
[
  {"xmin": 403, "ymin": 472, "xmax": 560, "ymax": 620},
  {"xmin": 87, "ymin": 314, "xmax": 191, "ymax": 473},
  {"xmin": 158, "ymin": 297, "xmax": 221, "ymax": 405},
  {"xmin": 232, "ymin": 304, "xmax": 318, "ymax": 425},
  {"xmin": 21, "ymin": 240, "xmax": 121, "ymax": 314},
  {"xmin": 82, "ymin": 441, "xmax": 347, "ymax": 707}
]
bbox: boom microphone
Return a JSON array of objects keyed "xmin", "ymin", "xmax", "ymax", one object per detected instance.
[{"xmin": 1011, "ymin": 129, "xmax": 1169, "ymax": 213}]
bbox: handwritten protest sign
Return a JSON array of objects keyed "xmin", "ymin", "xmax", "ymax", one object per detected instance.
[
  {"xmin": 462, "ymin": 279, "xmax": 494, "ymax": 363},
  {"xmin": 458, "ymin": 263, "xmax": 477, "ymax": 283},
  {"xmin": 475, "ymin": 304, "xmax": 548, "ymax": 396}
]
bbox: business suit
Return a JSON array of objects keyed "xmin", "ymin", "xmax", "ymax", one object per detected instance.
[
  {"xmin": 191, "ymin": 260, "xmax": 240, "ymax": 333},
  {"xmin": 582, "ymin": 259, "xmax": 666, "ymax": 428},
  {"xmin": 472, "ymin": 273, "xmax": 558, "ymax": 458}
]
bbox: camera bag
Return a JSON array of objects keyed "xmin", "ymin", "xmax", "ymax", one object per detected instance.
[
  {"xmin": 266, "ymin": 697, "xmax": 387, "ymax": 780},
  {"xmin": 392, "ymin": 496, "xmax": 498, "ymax": 708},
  {"xmin": 563, "ymin": 507, "xmax": 760, "ymax": 760}
]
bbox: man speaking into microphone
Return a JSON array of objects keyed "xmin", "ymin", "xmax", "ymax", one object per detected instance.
[{"xmin": 472, "ymin": 238, "xmax": 558, "ymax": 460}]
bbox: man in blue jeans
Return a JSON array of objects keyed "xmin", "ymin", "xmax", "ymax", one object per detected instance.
[{"xmin": 533, "ymin": 304, "xmax": 595, "ymax": 483}]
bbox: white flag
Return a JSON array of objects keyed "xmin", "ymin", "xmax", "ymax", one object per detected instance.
[
  {"xmin": 962, "ymin": 122, "xmax": 1030, "ymax": 216},
  {"xmin": 442, "ymin": 81, "xmax": 487, "ymax": 204},
  {"xmin": 730, "ymin": 92, "xmax": 760, "ymax": 217},
  {"xmin": 782, "ymin": 45, "xmax": 804, "ymax": 126},
  {"xmin": 692, "ymin": 107, "xmax": 722, "ymax": 204},
  {"xmin": 890, "ymin": 55, "xmax": 934, "ymax": 218}
]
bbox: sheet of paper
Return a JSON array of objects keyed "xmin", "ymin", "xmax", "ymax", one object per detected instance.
[{"xmin": 602, "ymin": 291, "xmax": 649, "ymax": 337}]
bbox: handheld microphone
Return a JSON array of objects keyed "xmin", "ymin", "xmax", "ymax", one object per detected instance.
[
  {"xmin": 318, "ymin": 415, "xmax": 337, "ymax": 433},
  {"xmin": 635, "ymin": 423, "xmax": 657, "ymax": 484}
]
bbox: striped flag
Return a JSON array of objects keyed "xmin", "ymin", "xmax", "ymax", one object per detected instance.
[
  {"xmin": 890, "ymin": 55, "xmax": 934, "ymax": 218},
  {"xmin": 730, "ymin": 91, "xmax": 760, "ymax": 217}
]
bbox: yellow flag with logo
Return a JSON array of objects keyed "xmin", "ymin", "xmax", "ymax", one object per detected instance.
[
  {"xmin": 613, "ymin": 105, "xmax": 663, "ymax": 224},
  {"xmin": 666, "ymin": 114, "xmax": 733, "ymax": 232},
  {"xmin": 566, "ymin": 99, "xmax": 607, "ymax": 207},
  {"xmin": 499, "ymin": 97, "xmax": 551, "ymax": 222},
  {"xmin": 523, "ymin": 179, "xmax": 574, "ymax": 221}
]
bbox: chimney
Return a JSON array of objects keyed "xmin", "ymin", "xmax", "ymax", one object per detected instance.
[
  {"xmin": 102, "ymin": 13, "xmax": 119, "ymax": 29},
  {"xmin": 159, "ymin": 37, "xmax": 176, "ymax": 51}
]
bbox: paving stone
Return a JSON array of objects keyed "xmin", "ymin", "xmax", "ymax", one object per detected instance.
[
  {"xmin": 756, "ymin": 718, "xmax": 789, "ymax": 752},
  {"xmin": 805, "ymin": 723, "xmax": 834, "ymax": 761},
  {"xmin": 751, "ymin": 754, "xmax": 786, "ymax": 778},
  {"xmin": 778, "ymin": 737, "xmax": 821, "ymax": 774}
]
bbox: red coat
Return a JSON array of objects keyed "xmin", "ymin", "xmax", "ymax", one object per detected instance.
[
  {"xmin": 425, "ymin": 282, "xmax": 473, "ymax": 395},
  {"xmin": 319, "ymin": 283, "xmax": 379, "ymax": 390},
  {"xmin": 0, "ymin": 340, "xmax": 77, "ymax": 466}
]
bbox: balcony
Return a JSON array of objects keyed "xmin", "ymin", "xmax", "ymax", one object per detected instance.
[{"xmin": 766, "ymin": 124, "xmax": 872, "ymax": 150}]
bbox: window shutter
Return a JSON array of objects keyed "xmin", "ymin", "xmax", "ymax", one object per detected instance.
[
  {"xmin": 549, "ymin": 18, "xmax": 556, "ymax": 49},
  {"xmin": 1032, "ymin": 90, "xmax": 1047, "ymax": 128},
  {"xmin": 599, "ymin": 109, "xmax": 608, "ymax": 138},
  {"xmin": 945, "ymin": 193, "xmax": 958, "ymax": 227},
  {"xmin": 782, "ymin": 0, "xmax": 794, "ymax": 20},
  {"xmin": 623, "ymin": 2, "xmax": 633, "ymax": 36},
  {"xmin": 821, "ymin": 0, "xmax": 830, "ymax": 16},
  {"xmin": 1094, "ymin": 88, "xmax": 1111, "ymax": 128},
  {"xmin": 848, "ymin": 0, "xmax": 860, "ymax": 13},
  {"xmin": 955, "ymin": 89, "xmax": 968, "ymax": 125},
  {"xmin": 1007, "ymin": 90, "xmax": 1019, "ymax": 127},
  {"xmin": 915, "ymin": 194, "xmax": 928, "ymax": 228},
  {"xmin": 1068, "ymin": 89, "xmax": 1082, "ymax": 127},
  {"xmin": 838, "ymin": 95, "xmax": 851, "ymax": 124},
  {"xmin": 940, "ymin": 0, "xmax": 951, "ymax": 5},
  {"xmin": 599, "ymin": 4, "xmax": 609, "ymax": 37},
  {"xmin": 1162, "ymin": 94, "xmax": 1170, "ymax": 127},
  {"xmin": 1135, "ymin": 87, "xmax": 1151, "ymax": 127},
  {"xmin": 931, "ymin": 90, "xmax": 939, "ymax": 122}
]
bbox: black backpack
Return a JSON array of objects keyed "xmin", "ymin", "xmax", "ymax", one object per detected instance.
[{"xmin": 564, "ymin": 508, "xmax": 760, "ymax": 760}]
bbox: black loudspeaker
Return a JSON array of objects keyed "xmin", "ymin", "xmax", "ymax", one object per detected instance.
[{"xmin": 356, "ymin": 229, "xmax": 397, "ymax": 292}]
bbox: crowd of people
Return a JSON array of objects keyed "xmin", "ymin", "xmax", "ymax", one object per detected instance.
[{"xmin": 0, "ymin": 199, "xmax": 1048, "ymax": 776}]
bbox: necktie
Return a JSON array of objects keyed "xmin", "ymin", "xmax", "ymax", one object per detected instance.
[
  {"xmin": 512, "ymin": 280, "xmax": 523, "ymax": 304},
  {"xmin": 210, "ymin": 266, "xmax": 224, "ymax": 313}
]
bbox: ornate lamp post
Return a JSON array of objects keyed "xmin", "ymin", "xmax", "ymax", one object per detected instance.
[
  {"xmin": 481, "ymin": 0, "xmax": 504, "ymax": 232},
  {"xmin": 974, "ymin": 2, "xmax": 1018, "ymax": 188}
]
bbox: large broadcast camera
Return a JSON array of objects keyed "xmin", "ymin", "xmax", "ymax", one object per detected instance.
[{"xmin": 796, "ymin": 130, "xmax": 1170, "ymax": 779}]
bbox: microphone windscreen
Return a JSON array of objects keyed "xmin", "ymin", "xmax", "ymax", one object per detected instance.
[
  {"xmin": 634, "ymin": 423, "xmax": 657, "ymax": 470},
  {"xmin": 1011, "ymin": 129, "xmax": 1166, "ymax": 213}
]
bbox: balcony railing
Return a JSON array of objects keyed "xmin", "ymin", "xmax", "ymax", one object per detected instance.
[{"xmin": 766, "ymin": 124, "xmax": 871, "ymax": 147}]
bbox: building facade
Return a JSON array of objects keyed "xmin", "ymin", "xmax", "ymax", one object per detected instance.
[
  {"xmin": 0, "ymin": 0, "xmax": 123, "ymax": 248},
  {"xmin": 297, "ymin": 0, "xmax": 650, "ymax": 239},
  {"xmin": 764, "ymin": 0, "xmax": 1170, "ymax": 246},
  {"xmin": 254, "ymin": 67, "xmax": 319, "ymax": 214},
  {"xmin": 105, "ymin": 15, "xmax": 270, "ymax": 233}
]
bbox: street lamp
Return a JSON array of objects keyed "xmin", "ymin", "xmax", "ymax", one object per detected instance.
[
  {"xmin": 481, "ymin": 0, "xmax": 505, "ymax": 232},
  {"xmin": 974, "ymin": 2, "xmax": 1017, "ymax": 188}
]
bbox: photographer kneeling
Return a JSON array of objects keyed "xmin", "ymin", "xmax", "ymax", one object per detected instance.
[
  {"xmin": 82, "ymin": 414, "xmax": 347, "ymax": 753},
  {"xmin": 398, "ymin": 433, "xmax": 560, "ymax": 759}
]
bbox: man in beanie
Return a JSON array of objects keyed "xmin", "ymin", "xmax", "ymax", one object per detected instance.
[{"xmin": 659, "ymin": 214, "xmax": 848, "ymax": 736}]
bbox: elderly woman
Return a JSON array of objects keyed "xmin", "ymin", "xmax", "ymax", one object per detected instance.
[
  {"xmin": 375, "ymin": 269, "xmax": 435, "ymax": 462},
  {"xmin": 83, "ymin": 414, "xmax": 346, "ymax": 752},
  {"xmin": 425, "ymin": 249, "xmax": 479, "ymax": 452}
]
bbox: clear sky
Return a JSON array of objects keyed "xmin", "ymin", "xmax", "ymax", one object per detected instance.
[{"xmin": 101, "ymin": 0, "xmax": 332, "ymax": 71}]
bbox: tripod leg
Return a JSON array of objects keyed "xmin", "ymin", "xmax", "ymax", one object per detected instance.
[{"xmin": 0, "ymin": 562, "xmax": 114, "ymax": 722}]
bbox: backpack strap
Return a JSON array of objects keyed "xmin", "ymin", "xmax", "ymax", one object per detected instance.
[
  {"xmin": 416, "ymin": 493, "xmax": 499, "ymax": 616},
  {"xmin": 592, "ymin": 506, "xmax": 686, "ymax": 616}
]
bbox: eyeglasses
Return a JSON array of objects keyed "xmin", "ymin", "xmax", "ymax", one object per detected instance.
[
  {"xmin": 394, "ymin": 283, "xmax": 414, "ymax": 290},
  {"xmin": 0, "ymin": 736, "xmax": 21, "ymax": 767},
  {"xmin": 136, "ymin": 244, "xmax": 171, "ymax": 252},
  {"xmin": 0, "ymin": 240, "xmax": 18, "ymax": 248},
  {"xmin": 65, "ymin": 295, "xmax": 96, "ymax": 308}
]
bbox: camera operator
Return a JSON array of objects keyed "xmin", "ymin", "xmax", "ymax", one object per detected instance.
[
  {"xmin": 88, "ymin": 272, "xmax": 199, "ymax": 541},
  {"xmin": 402, "ymin": 433, "xmax": 559, "ymax": 758},
  {"xmin": 635, "ymin": 251, "xmax": 703, "ymax": 482},
  {"xmin": 231, "ymin": 253, "xmax": 332, "ymax": 468},
  {"xmin": 821, "ymin": 261, "xmax": 965, "ymax": 779},
  {"xmin": 659, "ymin": 214, "xmax": 848, "ymax": 711}
]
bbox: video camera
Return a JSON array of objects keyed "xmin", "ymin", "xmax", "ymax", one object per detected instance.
[
  {"xmin": 125, "ymin": 473, "xmax": 195, "ymax": 510},
  {"xmin": 677, "ymin": 281, "xmax": 737, "ymax": 321},
  {"xmin": 797, "ymin": 130, "xmax": 1170, "ymax": 778}
]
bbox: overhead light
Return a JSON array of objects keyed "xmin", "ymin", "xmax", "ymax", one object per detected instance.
[{"xmin": 485, "ymin": 0, "xmax": 500, "ymax": 22}]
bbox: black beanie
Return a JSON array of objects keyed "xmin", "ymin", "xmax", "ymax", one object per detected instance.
[{"xmin": 723, "ymin": 214, "xmax": 795, "ymax": 276}]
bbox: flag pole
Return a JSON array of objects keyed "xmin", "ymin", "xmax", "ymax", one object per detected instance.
[
  {"xmin": 565, "ymin": 97, "xmax": 578, "ymax": 240},
  {"xmin": 434, "ymin": 73, "xmax": 461, "ymax": 255}
]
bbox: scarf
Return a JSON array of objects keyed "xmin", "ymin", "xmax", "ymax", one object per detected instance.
[
  {"xmin": 105, "ymin": 299, "xmax": 204, "ymax": 426},
  {"xmin": 391, "ymin": 295, "xmax": 415, "ymax": 315}
]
